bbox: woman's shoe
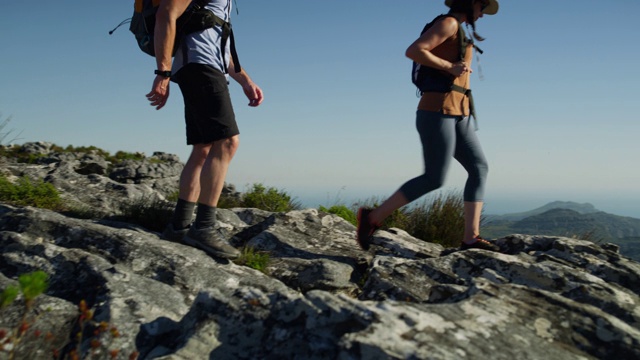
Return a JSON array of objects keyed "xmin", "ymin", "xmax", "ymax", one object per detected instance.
[
  {"xmin": 356, "ymin": 207, "xmax": 380, "ymax": 250},
  {"xmin": 460, "ymin": 236, "xmax": 500, "ymax": 252}
]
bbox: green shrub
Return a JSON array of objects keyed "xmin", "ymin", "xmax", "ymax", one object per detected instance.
[
  {"xmin": 0, "ymin": 144, "xmax": 43, "ymax": 164},
  {"xmin": 239, "ymin": 183, "xmax": 301, "ymax": 212},
  {"xmin": 398, "ymin": 192, "xmax": 466, "ymax": 248},
  {"xmin": 0, "ymin": 286, "xmax": 19, "ymax": 308},
  {"xmin": 63, "ymin": 145, "xmax": 110, "ymax": 159},
  {"xmin": 319, "ymin": 205, "xmax": 357, "ymax": 226},
  {"xmin": 0, "ymin": 175, "xmax": 64, "ymax": 211},
  {"xmin": 217, "ymin": 193, "xmax": 243, "ymax": 209},
  {"xmin": 1, "ymin": 271, "xmax": 49, "ymax": 358},
  {"xmin": 0, "ymin": 271, "xmax": 138, "ymax": 359},
  {"xmin": 115, "ymin": 196, "xmax": 174, "ymax": 232},
  {"xmin": 235, "ymin": 246, "xmax": 270, "ymax": 273},
  {"xmin": 110, "ymin": 150, "xmax": 146, "ymax": 163},
  {"xmin": 166, "ymin": 190, "xmax": 180, "ymax": 203},
  {"xmin": 352, "ymin": 191, "xmax": 467, "ymax": 248}
]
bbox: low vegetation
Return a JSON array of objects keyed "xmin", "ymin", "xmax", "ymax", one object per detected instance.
[
  {"xmin": 115, "ymin": 196, "xmax": 174, "ymax": 233},
  {"xmin": 0, "ymin": 175, "xmax": 64, "ymax": 211},
  {"xmin": 319, "ymin": 205, "xmax": 357, "ymax": 226},
  {"xmin": 349, "ymin": 191, "xmax": 467, "ymax": 248},
  {"xmin": 5, "ymin": 140, "xmax": 633, "ymax": 255},
  {"xmin": 0, "ymin": 165, "xmax": 468, "ymax": 249},
  {"xmin": 235, "ymin": 246, "xmax": 271, "ymax": 273},
  {"xmin": 0, "ymin": 142, "xmax": 153, "ymax": 166},
  {"xmin": 0, "ymin": 271, "xmax": 138, "ymax": 359},
  {"xmin": 0, "ymin": 114, "xmax": 21, "ymax": 146},
  {"xmin": 218, "ymin": 183, "xmax": 301, "ymax": 212}
]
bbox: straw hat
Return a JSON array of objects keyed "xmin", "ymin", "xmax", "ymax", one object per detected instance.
[{"xmin": 445, "ymin": 0, "xmax": 499, "ymax": 15}]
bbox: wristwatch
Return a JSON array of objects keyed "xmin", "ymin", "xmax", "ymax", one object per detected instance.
[{"xmin": 154, "ymin": 70, "xmax": 172, "ymax": 78}]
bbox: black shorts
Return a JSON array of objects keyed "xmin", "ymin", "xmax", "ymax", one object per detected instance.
[{"xmin": 175, "ymin": 63, "xmax": 239, "ymax": 145}]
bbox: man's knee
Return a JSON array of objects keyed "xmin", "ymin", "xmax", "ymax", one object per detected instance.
[
  {"xmin": 217, "ymin": 135, "xmax": 240, "ymax": 154},
  {"xmin": 189, "ymin": 144, "xmax": 211, "ymax": 163},
  {"xmin": 207, "ymin": 136, "xmax": 240, "ymax": 161}
]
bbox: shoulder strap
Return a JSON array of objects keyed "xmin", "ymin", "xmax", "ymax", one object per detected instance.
[
  {"xmin": 456, "ymin": 21, "xmax": 467, "ymax": 61},
  {"xmin": 192, "ymin": 0, "xmax": 209, "ymax": 11},
  {"xmin": 210, "ymin": 13, "xmax": 241, "ymax": 73}
]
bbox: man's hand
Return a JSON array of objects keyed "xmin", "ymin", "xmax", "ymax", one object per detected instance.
[
  {"xmin": 146, "ymin": 75, "xmax": 171, "ymax": 110},
  {"xmin": 242, "ymin": 82, "xmax": 264, "ymax": 107}
]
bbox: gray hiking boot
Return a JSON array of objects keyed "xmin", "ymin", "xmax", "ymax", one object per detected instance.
[
  {"xmin": 161, "ymin": 223, "xmax": 189, "ymax": 242},
  {"xmin": 183, "ymin": 226, "xmax": 240, "ymax": 260}
]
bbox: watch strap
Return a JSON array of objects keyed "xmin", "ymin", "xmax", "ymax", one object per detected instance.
[{"xmin": 154, "ymin": 70, "xmax": 172, "ymax": 78}]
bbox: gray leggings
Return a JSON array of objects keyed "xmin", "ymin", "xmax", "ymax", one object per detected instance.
[{"xmin": 399, "ymin": 110, "xmax": 488, "ymax": 203}]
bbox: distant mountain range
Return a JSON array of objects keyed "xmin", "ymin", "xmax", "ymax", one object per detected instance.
[
  {"xmin": 488, "ymin": 201, "xmax": 600, "ymax": 221},
  {"xmin": 483, "ymin": 201, "xmax": 640, "ymax": 261}
]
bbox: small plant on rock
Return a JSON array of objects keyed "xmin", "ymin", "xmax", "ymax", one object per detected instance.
[
  {"xmin": 240, "ymin": 183, "xmax": 301, "ymax": 212},
  {"xmin": 319, "ymin": 205, "xmax": 357, "ymax": 226},
  {"xmin": 1, "ymin": 270, "xmax": 49, "ymax": 360},
  {"xmin": 0, "ymin": 174, "xmax": 64, "ymax": 211},
  {"xmin": 235, "ymin": 246, "xmax": 270, "ymax": 273},
  {"xmin": 1, "ymin": 271, "xmax": 139, "ymax": 359},
  {"xmin": 115, "ymin": 195, "xmax": 174, "ymax": 232}
]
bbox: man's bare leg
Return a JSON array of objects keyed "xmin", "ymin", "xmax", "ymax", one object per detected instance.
[{"xmin": 198, "ymin": 135, "xmax": 240, "ymax": 207}]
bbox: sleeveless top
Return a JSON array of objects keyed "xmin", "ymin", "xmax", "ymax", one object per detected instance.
[{"xmin": 418, "ymin": 23, "xmax": 473, "ymax": 116}]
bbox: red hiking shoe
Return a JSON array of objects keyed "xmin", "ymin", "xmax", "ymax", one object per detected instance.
[
  {"xmin": 356, "ymin": 208, "xmax": 380, "ymax": 250},
  {"xmin": 460, "ymin": 236, "xmax": 500, "ymax": 252}
]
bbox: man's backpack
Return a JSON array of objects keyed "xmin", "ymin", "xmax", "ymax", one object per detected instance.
[{"xmin": 110, "ymin": 0, "xmax": 241, "ymax": 72}]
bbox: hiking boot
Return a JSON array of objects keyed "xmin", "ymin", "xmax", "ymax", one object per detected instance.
[
  {"xmin": 460, "ymin": 236, "xmax": 500, "ymax": 252},
  {"xmin": 356, "ymin": 207, "xmax": 380, "ymax": 250},
  {"xmin": 161, "ymin": 223, "xmax": 189, "ymax": 242},
  {"xmin": 183, "ymin": 226, "xmax": 240, "ymax": 260}
]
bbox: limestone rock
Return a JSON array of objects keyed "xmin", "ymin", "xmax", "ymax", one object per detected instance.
[{"xmin": 1, "ymin": 143, "xmax": 639, "ymax": 359}]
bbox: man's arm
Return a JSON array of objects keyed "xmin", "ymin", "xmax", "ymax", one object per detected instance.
[
  {"xmin": 146, "ymin": 0, "xmax": 191, "ymax": 110},
  {"xmin": 229, "ymin": 57, "xmax": 264, "ymax": 107}
]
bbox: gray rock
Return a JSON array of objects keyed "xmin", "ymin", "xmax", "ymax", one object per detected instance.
[{"xmin": 1, "ymin": 144, "xmax": 640, "ymax": 359}]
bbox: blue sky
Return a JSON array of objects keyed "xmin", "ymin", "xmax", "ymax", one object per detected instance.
[{"xmin": 1, "ymin": 1, "xmax": 639, "ymax": 217}]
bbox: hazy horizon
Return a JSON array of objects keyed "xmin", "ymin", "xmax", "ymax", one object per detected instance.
[{"xmin": 2, "ymin": 1, "xmax": 638, "ymax": 222}]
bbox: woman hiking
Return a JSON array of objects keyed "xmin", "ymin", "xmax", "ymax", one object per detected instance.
[{"xmin": 356, "ymin": 0, "xmax": 500, "ymax": 252}]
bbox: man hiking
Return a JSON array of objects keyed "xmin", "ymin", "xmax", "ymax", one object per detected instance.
[{"xmin": 148, "ymin": 0, "xmax": 263, "ymax": 259}]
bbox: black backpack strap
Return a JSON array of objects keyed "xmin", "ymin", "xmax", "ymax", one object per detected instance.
[
  {"xmin": 450, "ymin": 84, "xmax": 477, "ymax": 130},
  {"xmin": 454, "ymin": 20, "xmax": 479, "ymax": 129},
  {"xmin": 207, "ymin": 14, "xmax": 241, "ymax": 73},
  {"xmin": 181, "ymin": 0, "xmax": 242, "ymax": 74}
]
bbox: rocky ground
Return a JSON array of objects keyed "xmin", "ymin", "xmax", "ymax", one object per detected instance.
[{"xmin": 1, "ymin": 142, "xmax": 639, "ymax": 359}]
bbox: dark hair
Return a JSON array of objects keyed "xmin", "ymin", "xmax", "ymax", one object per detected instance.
[{"xmin": 448, "ymin": 0, "xmax": 485, "ymax": 41}]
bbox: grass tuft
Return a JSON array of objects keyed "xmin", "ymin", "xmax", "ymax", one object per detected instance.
[
  {"xmin": 348, "ymin": 190, "xmax": 468, "ymax": 248},
  {"xmin": 115, "ymin": 196, "xmax": 174, "ymax": 232},
  {"xmin": 319, "ymin": 205, "xmax": 357, "ymax": 226},
  {"xmin": 0, "ymin": 175, "xmax": 64, "ymax": 211},
  {"xmin": 235, "ymin": 246, "xmax": 270, "ymax": 273},
  {"xmin": 219, "ymin": 183, "xmax": 301, "ymax": 212}
]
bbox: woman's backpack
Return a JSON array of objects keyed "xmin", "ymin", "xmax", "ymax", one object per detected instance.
[{"xmin": 411, "ymin": 14, "xmax": 471, "ymax": 94}]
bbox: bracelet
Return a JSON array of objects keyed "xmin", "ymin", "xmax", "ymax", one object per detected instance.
[{"xmin": 154, "ymin": 70, "xmax": 172, "ymax": 78}]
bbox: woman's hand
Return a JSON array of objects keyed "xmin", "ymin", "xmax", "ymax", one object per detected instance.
[{"xmin": 448, "ymin": 61, "xmax": 472, "ymax": 77}]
